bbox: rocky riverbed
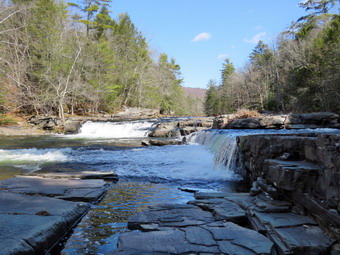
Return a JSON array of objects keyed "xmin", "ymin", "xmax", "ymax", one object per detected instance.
[
  {"xmin": 1, "ymin": 111, "xmax": 339, "ymax": 254},
  {"xmin": 0, "ymin": 171, "xmax": 118, "ymax": 254}
]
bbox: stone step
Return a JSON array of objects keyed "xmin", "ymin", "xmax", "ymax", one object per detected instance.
[{"xmin": 264, "ymin": 160, "xmax": 322, "ymax": 192}]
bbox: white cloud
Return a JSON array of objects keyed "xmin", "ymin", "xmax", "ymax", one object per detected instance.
[
  {"xmin": 230, "ymin": 44, "xmax": 236, "ymax": 49},
  {"xmin": 217, "ymin": 54, "xmax": 229, "ymax": 59},
  {"xmin": 255, "ymin": 25, "xmax": 264, "ymax": 31},
  {"xmin": 192, "ymin": 32, "xmax": 211, "ymax": 42},
  {"xmin": 244, "ymin": 32, "xmax": 266, "ymax": 44}
]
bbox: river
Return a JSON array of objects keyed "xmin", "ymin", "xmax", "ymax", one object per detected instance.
[{"xmin": 0, "ymin": 119, "xmax": 337, "ymax": 254}]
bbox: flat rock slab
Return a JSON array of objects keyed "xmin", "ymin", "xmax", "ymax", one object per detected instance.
[
  {"xmin": 269, "ymin": 225, "xmax": 335, "ymax": 255},
  {"xmin": 0, "ymin": 190, "xmax": 88, "ymax": 226},
  {"xmin": 128, "ymin": 204, "xmax": 215, "ymax": 229},
  {"xmin": 29, "ymin": 170, "xmax": 118, "ymax": 181},
  {"xmin": 0, "ymin": 214, "xmax": 68, "ymax": 255},
  {"xmin": 248, "ymin": 210, "xmax": 335, "ymax": 254},
  {"xmin": 0, "ymin": 176, "xmax": 107, "ymax": 202},
  {"xmin": 253, "ymin": 211, "xmax": 317, "ymax": 228},
  {"xmin": 113, "ymin": 222, "xmax": 273, "ymax": 255},
  {"xmin": 188, "ymin": 198, "xmax": 246, "ymax": 224}
]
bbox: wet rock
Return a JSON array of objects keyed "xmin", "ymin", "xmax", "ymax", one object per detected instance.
[
  {"xmin": 29, "ymin": 170, "xmax": 118, "ymax": 181},
  {"xmin": 114, "ymin": 221, "xmax": 273, "ymax": 255},
  {"xmin": 180, "ymin": 126, "xmax": 207, "ymax": 136},
  {"xmin": 0, "ymin": 190, "xmax": 88, "ymax": 226},
  {"xmin": 188, "ymin": 198, "xmax": 246, "ymax": 224},
  {"xmin": 63, "ymin": 119, "xmax": 83, "ymax": 134},
  {"xmin": 128, "ymin": 204, "xmax": 215, "ymax": 229},
  {"xmin": 0, "ymin": 214, "xmax": 67, "ymax": 255},
  {"xmin": 0, "ymin": 176, "xmax": 108, "ymax": 202},
  {"xmin": 204, "ymin": 222, "xmax": 274, "ymax": 255},
  {"xmin": 148, "ymin": 139, "xmax": 182, "ymax": 146},
  {"xmin": 227, "ymin": 117, "xmax": 261, "ymax": 129},
  {"xmin": 141, "ymin": 139, "xmax": 150, "ymax": 146},
  {"xmin": 148, "ymin": 122, "xmax": 180, "ymax": 138},
  {"xmin": 0, "ymin": 190, "xmax": 90, "ymax": 255},
  {"xmin": 115, "ymin": 229, "xmax": 220, "ymax": 254}
]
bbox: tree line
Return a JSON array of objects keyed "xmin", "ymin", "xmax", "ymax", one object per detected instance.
[
  {"xmin": 205, "ymin": 0, "xmax": 340, "ymax": 116},
  {"xmin": 0, "ymin": 0, "xmax": 202, "ymax": 124}
]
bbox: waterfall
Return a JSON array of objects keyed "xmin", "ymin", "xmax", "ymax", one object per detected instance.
[
  {"xmin": 187, "ymin": 130, "xmax": 241, "ymax": 172},
  {"xmin": 75, "ymin": 120, "xmax": 156, "ymax": 138},
  {"xmin": 187, "ymin": 128, "xmax": 340, "ymax": 174}
]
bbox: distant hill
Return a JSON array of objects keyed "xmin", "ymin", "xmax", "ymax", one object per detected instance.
[{"xmin": 183, "ymin": 87, "xmax": 206, "ymax": 99}]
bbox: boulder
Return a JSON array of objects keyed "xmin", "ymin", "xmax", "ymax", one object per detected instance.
[
  {"xmin": 285, "ymin": 112, "xmax": 339, "ymax": 129},
  {"xmin": 259, "ymin": 115, "xmax": 286, "ymax": 128},
  {"xmin": 28, "ymin": 116, "xmax": 59, "ymax": 130},
  {"xmin": 148, "ymin": 122, "xmax": 180, "ymax": 138},
  {"xmin": 63, "ymin": 119, "xmax": 83, "ymax": 134},
  {"xmin": 180, "ymin": 126, "xmax": 207, "ymax": 136},
  {"xmin": 227, "ymin": 118, "xmax": 261, "ymax": 129}
]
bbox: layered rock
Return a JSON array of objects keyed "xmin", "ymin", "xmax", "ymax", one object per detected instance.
[
  {"xmin": 148, "ymin": 117, "xmax": 214, "ymax": 138},
  {"xmin": 214, "ymin": 112, "xmax": 339, "ymax": 129},
  {"xmin": 238, "ymin": 132, "xmax": 340, "ymax": 238}
]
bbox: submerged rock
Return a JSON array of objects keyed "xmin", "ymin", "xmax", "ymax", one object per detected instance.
[{"xmin": 0, "ymin": 176, "xmax": 108, "ymax": 202}]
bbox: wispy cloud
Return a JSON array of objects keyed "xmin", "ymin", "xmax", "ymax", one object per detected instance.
[
  {"xmin": 255, "ymin": 25, "xmax": 264, "ymax": 31},
  {"xmin": 217, "ymin": 54, "xmax": 228, "ymax": 59},
  {"xmin": 192, "ymin": 32, "xmax": 211, "ymax": 42},
  {"xmin": 244, "ymin": 32, "xmax": 266, "ymax": 44}
]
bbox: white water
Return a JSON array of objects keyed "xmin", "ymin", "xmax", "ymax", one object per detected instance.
[
  {"xmin": 0, "ymin": 148, "xmax": 69, "ymax": 164},
  {"xmin": 188, "ymin": 128, "xmax": 340, "ymax": 172},
  {"xmin": 74, "ymin": 120, "xmax": 156, "ymax": 138},
  {"xmin": 188, "ymin": 131, "xmax": 240, "ymax": 172}
]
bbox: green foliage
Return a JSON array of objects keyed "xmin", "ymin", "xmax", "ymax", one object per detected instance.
[
  {"xmin": 0, "ymin": 0, "xmax": 194, "ymax": 117},
  {"xmin": 0, "ymin": 115, "xmax": 17, "ymax": 126},
  {"xmin": 203, "ymin": 2, "xmax": 340, "ymax": 115},
  {"xmin": 221, "ymin": 58, "xmax": 235, "ymax": 85}
]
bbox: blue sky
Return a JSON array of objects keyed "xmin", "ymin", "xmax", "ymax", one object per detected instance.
[{"xmin": 110, "ymin": 1, "xmax": 308, "ymax": 88}]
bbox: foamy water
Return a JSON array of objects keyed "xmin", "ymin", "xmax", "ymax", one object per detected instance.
[
  {"xmin": 0, "ymin": 148, "xmax": 69, "ymax": 164},
  {"xmin": 72, "ymin": 121, "xmax": 156, "ymax": 138}
]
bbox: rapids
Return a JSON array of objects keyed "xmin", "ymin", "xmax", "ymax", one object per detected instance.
[{"xmin": 0, "ymin": 119, "xmax": 338, "ymax": 254}]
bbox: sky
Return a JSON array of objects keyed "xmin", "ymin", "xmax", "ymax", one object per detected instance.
[{"xmin": 110, "ymin": 0, "xmax": 308, "ymax": 89}]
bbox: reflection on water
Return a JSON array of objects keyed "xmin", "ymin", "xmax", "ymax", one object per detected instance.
[{"xmin": 60, "ymin": 182, "xmax": 193, "ymax": 255}]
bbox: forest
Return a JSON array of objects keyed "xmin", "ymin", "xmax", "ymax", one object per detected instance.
[
  {"xmin": 205, "ymin": 0, "xmax": 340, "ymax": 116},
  {"xmin": 0, "ymin": 0, "xmax": 203, "ymax": 124},
  {"xmin": 1, "ymin": 0, "xmax": 339, "ymax": 124}
]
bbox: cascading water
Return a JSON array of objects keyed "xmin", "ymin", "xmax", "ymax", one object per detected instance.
[
  {"xmin": 188, "ymin": 127, "xmax": 340, "ymax": 176},
  {"xmin": 187, "ymin": 130, "xmax": 240, "ymax": 172},
  {"xmin": 74, "ymin": 120, "xmax": 157, "ymax": 138}
]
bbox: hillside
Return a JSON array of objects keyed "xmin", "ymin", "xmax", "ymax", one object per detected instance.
[{"xmin": 183, "ymin": 87, "xmax": 206, "ymax": 99}]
